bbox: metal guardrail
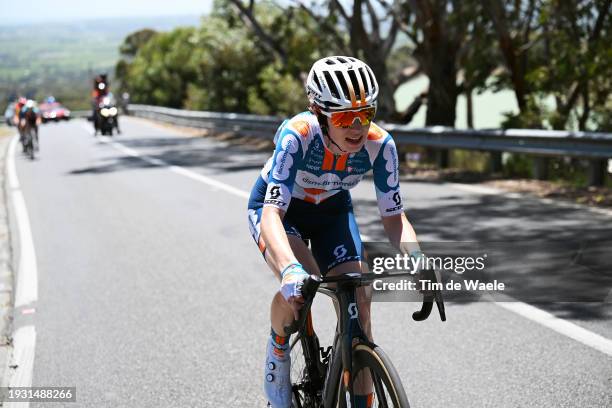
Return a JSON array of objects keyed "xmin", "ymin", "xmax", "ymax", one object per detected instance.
[
  {"xmin": 128, "ymin": 104, "xmax": 280, "ymax": 139},
  {"xmin": 70, "ymin": 110, "xmax": 91, "ymax": 119},
  {"xmin": 127, "ymin": 104, "xmax": 611, "ymax": 185},
  {"xmin": 127, "ymin": 104, "xmax": 612, "ymax": 158}
]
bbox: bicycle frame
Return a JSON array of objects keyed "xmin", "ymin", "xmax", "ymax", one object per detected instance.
[{"xmin": 288, "ymin": 270, "xmax": 445, "ymax": 407}]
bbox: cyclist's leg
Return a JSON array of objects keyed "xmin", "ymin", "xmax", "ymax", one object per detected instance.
[
  {"xmin": 268, "ymin": 234, "xmax": 320, "ymax": 336},
  {"xmin": 248, "ymin": 204, "xmax": 321, "ymax": 408}
]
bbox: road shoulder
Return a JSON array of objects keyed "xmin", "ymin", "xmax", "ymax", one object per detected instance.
[{"xmin": 0, "ymin": 132, "xmax": 15, "ymax": 387}]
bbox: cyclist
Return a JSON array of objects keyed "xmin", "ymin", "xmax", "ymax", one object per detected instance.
[
  {"xmin": 13, "ymin": 97, "xmax": 27, "ymax": 144},
  {"xmin": 247, "ymin": 56, "xmax": 423, "ymax": 408},
  {"xmin": 16, "ymin": 99, "xmax": 41, "ymax": 151}
]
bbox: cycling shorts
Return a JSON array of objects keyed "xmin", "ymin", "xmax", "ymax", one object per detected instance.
[{"xmin": 248, "ymin": 176, "xmax": 363, "ymax": 274}]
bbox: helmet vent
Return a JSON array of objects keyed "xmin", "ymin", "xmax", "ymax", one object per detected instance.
[
  {"xmin": 312, "ymin": 74, "xmax": 322, "ymax": 91},
  {"xmin": 358, "ymin": 68, "xmax": 369, "ymax": 96},
  {"xmin": 334, "ymin": 70, "xmax": 350, "ymax": 101},
  {"xmin": 347, "ymin": 69, "xmax": 361, "ymax": 100},
  {"xmin": 324, "ymin": 71, "xmax": 340, "ymax": 99},
  {"xmin": 336, "ymin": 57, "xmax": 347, "ymax": 63},
  {"xmin": 325, "ymin": 59, "xmax": 336, "ymax": 65},
  {"xmin": 366, "ymin": 69, "xmax": 377, "ymax": 93}
]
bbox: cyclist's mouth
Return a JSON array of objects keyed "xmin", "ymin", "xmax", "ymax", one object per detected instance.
[{"xmin": 345, "ymin": 134, "xmax": 363, "ymax": 146}]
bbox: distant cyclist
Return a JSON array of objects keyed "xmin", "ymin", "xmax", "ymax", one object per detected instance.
[
  {"xmin": 16, "ymin": 99, "xmax": 41, "ymax": 152},
  {"xmin": 247, "ymin": 56, "xmax": 423, "ymax": 408}
]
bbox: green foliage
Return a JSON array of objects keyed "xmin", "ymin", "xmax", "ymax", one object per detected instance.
[
  {"xmin": 119, "ymin": 1, "xmax": 324, "ymax": 115},
  {"xmin": 125, "ymin": 28, "xmax": 197, "ymax": 108},
  {"xmin": 247, "ymin": 64, "xmax": 306, "ymax": 116},
  {"xmin": 503, "ymin": 154, "xmax": 533, "ymax": 178},
  {"xmin": 450, "ymin": 150, "xmax": 490, "ymax": 172}
]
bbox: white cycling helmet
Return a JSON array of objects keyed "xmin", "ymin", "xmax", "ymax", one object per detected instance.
[{"xmin": 306, "ymin": 56, "xmax": 378, "ymax": 112}]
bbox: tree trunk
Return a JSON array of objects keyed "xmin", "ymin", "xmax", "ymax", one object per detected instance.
[
  {"xmin": 368, "ymin": 59, "xmax": 396, "ymax": 120},
  {"xmin": 424, "ymin": 52, "xmax": 458, "ymax": 127},
  {"xmin": 466, "ymin": 87, "xmax": 474, "ymax": 128}
]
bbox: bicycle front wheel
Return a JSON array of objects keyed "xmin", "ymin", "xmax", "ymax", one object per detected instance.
[
  {"xmin": 336, "ymin": 344, "xmax": 410, "ymax": 408},
  {"xmin": 289, "ymin": 334, "xmax": 322, "ymax": 408}
]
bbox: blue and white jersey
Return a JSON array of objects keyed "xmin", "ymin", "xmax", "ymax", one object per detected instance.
[{"xmin": 261, "ymin": 111, "xmax": 404, "ymax": 217}]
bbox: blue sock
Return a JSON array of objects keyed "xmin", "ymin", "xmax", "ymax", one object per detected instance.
[{"xmin": 270, "ymin": 328, "xmax": 289, "ymax": 361}]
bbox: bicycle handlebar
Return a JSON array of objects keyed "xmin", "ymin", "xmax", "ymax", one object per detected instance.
[
  {"xmin": 412, "ymin": 268, "xmax": 446, "ymax": 322},
  {"xmin": 283, "ymin": 269, "xmax": 446, "ymax": 335}
]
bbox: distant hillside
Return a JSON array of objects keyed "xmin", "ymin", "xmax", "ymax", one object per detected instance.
[{"xmin": 0, "ymin": 15, "xmax": 201, "ymax": 110}]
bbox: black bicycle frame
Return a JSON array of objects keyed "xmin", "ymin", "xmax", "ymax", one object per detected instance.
[{"xmin": 287, "ymin": 269, "xmax": 445, "ymax": 407}]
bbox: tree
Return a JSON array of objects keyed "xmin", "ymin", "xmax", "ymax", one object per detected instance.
[
  {"xmin": 224, "ymin": 0, "xmax": 419, "ymax": 120},
  {"xmin": 125, "ymin": 28, "xmax": 197, "ymax": 108}
]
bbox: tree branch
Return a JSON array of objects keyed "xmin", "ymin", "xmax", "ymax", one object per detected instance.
[
  {"xmin": 365, "ymin": 0, "xmax": 381, "ymax": 43},
  {"xmin": 294, "ymin": 1, "xmax": 351, "ymax": 54},
  {"xmin": 227, "ymin": 0, "xmax": 287, "ymax": 64}
]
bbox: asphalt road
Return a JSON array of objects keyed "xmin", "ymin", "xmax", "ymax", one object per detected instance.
[{"xmin": 9, "ymin": 117, "xmax": 612, "ymax": 407}]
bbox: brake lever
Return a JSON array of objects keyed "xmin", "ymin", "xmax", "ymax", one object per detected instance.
[{"xmin": 412, "ymin": 269, "xmax": 446, "ymax": 322}]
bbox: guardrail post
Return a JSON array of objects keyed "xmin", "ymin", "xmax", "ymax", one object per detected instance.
[
  {"xmin": 533, "ymin": 157, "xmax": 549, "ymax": 180},
  {"xmin": 436, "ymin": 149, "xmax": 449, "ymax": 168},
  {"xmin": 588, "ymin": 158, "xmax": 607, "ymax": 187},
  {"xmin": 489, "ymin": 152, "xmax": 503, "ymax": 173}
]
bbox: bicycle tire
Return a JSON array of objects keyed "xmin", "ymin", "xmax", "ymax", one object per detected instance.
[
  {"xmin": 289, "ymin": 334, "xmax": 323, "ymax": 408},
  {"xmin": 331, "ymin": 344, "xmax": 410, "ymax": 408},
  {"xmin": 26, "ymin": 128, "xmax": 35, "ymax": 160}
]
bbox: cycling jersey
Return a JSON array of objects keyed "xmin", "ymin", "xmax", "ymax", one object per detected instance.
[{"xmin": 260, "ymin": 111, "xmax": 404, "ymax": 217}]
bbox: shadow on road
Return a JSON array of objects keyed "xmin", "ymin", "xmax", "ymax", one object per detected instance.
[
  {"xmin": 354, "ymin": 194, "xmax": 612, "ymax": 320},
  {"xmin": 67, "ymin": 135, "xmax": 271, "ymax": 176}
]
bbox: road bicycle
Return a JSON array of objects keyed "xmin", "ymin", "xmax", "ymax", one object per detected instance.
[
  {"xmin": 285, "ymin": 268, "xmax": 446, "ymax": 407},
  {"xmin": 21, "ymin": 122, "xmax": 37, "ymax": 160}
]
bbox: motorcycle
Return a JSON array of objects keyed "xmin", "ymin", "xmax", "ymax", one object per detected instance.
[{"xmin": 96, "ymin": 96, "xmax": 119, "ymax": 136}]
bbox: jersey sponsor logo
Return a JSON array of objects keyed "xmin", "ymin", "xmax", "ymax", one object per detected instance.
[
  {"xmin": 269, "ymin": 186, "xmax": 281, "ymax": 199},
  {"xmin": 272, "ymin": 135, "xmax": 299, "ymax": 181},
  {"xmin": 383, "ymin": 141, "xmax": 399, "ymax": 187},
  {"xmin": 333, "ymin": 244, "xmax": 348, "ymax": 259},
  {"xmin": 264, "ymin": 183, "xmax": 289, "ymax": 208},
  {"xmin": 382, "ymin": 189, "xmax": 403, "ymax": 213},
  {"xmin": 392, "ymin": 191, "xmax": 402, "ymax": 206},
  {"xmin": 297, "ymin": 171, "xmax": 362, "ymax": 190}
]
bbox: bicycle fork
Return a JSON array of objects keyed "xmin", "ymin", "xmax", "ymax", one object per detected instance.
[{"xmin": 335, "ymin": 287, "xmax": 368, "ymax": 408}]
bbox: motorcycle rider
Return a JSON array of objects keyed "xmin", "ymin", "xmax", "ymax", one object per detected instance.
[{"xmin": 91, "ymin": 74, "xmax": 121, "ymax": 135}]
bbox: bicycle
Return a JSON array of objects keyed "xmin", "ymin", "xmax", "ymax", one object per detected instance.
[
  {"xmin": 284, "ymin": 268, "xmax": 445, "ymax": 408},
  {"xmin": 21, "ymin": 122, "xmax": 37, "ymax": 160}
]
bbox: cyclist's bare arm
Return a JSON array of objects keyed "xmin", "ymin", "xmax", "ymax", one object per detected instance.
[
  {"xmin": 261, "ymin": 206, "xmax": 300, "ymax": 279},
  {"xmin": 381, "ymin": 212, "xmax": 421, "ymax": 255}
]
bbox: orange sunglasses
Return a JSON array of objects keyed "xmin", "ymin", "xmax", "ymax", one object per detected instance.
[{"xmin": 322, "ymin": 107, "xmax": 376, "ymax": 128}]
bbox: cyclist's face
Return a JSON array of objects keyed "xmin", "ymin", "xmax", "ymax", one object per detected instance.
[{"xmin": 326, "ymin": 117, "xmax": 370, "ymax": 153}]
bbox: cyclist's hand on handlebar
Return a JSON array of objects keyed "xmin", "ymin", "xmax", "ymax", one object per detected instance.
[{"xmin": 280, "ymin": 262, "xmax": 309, "ymax": 321}]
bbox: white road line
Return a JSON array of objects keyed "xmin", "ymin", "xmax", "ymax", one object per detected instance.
[
  {"xmin": 4, "ymin": 136, "xmax": 38, "ymax": 402},
  {"xmin": 7, "ymin": 136, "xmax": 38, "ymax": 307},
  {"xmin": 101, "ymin": 135, "xmax": 612, "ymax": 356},
  {"xmin": 496, "ymin": 301, "xmax": 612, "ymax": 356},
  {"xmin": 108, "ymin": 141, "xmax": 250, "ymax": 199}
]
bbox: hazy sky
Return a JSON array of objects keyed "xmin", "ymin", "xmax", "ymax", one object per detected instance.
[{"xmin": 0, "ymin": 0, "xmax": 213, "ymax": 24}]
